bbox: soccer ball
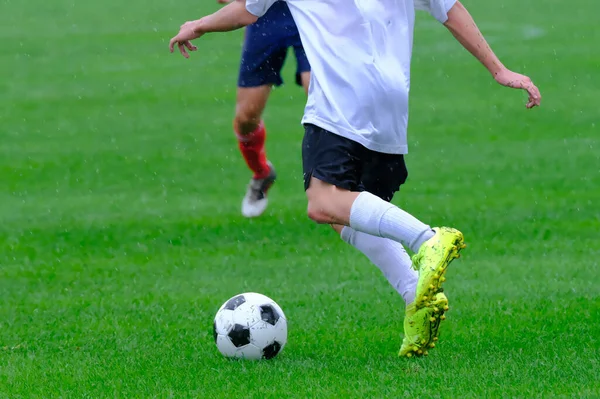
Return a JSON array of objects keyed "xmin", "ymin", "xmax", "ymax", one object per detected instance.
[{"xmin": 213, "ymin": 292, "xmax": 287, "ymax": 360}]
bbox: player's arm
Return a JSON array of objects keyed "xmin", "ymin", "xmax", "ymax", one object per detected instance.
[
  {"xmin": 169, "ymin": 0, "xmax": 258, "ymax": 58},
  {"xmin": 442, "ymin": 1, "xmax": 541, "ymax": 108}
]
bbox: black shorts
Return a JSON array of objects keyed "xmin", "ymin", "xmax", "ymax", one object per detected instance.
[{"xmin": 302, "ymin": 124, "xmax": 408, "ymax": 202}]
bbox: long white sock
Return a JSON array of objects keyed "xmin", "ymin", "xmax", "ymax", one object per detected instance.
[
  {"xmin": 349, "ymin": 191, "xmax": 435, "ymax": 253},
  {"xmin": 341, "ymin": 227, "xmax": 417, "ymax": 304}
]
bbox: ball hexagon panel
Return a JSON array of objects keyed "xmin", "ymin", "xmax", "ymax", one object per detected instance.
[
  {"xmin": 271, "ymin": 318, "xmax": 287, "ymax": 345},
  {"xmin": 247, "ymin": 317, "xmax": 288, "ymax": 355},
  {"xmin": 232, "ymin": 302, "xmax": 263, "ymax": 328},
  {"xmin": 215, "ymin": 334, "xmax": 237, "ymax": 357},
  {"xmin": 214, "ymin": 308, "xmax": 234, "ymax": 336},
  {"xmin": 247, "ymin": 320, "xmax": 277, "ymax": 349},
  {"xmin": 242, "ymin": 292, "xmax": 274, "ymax": 305},
  {"xmin": 235, "ymin": 343, "xmax": 263, "ymax": 360}
]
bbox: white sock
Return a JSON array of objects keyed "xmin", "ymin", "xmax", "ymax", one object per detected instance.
[
  {"xmin": 341, "ymin": 227, "xmax": 417, "ymax": 304},
  {"xmin": 349, "ymin": 191, "xmax": 435, "ymax": 253}
]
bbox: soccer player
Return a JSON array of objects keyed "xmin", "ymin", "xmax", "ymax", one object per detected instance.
[
  {"xmin": 169, "ymin": 0, "xmax": 541, "ymax": 357},
  {"xmin": 216, "ymin": 0, "xmax": 310, "ymax": 218}
]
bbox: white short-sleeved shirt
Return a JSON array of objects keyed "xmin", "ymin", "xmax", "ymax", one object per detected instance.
[{"xmin": 246, "ymin": 0, "xmax": 456, "ymax": 154}]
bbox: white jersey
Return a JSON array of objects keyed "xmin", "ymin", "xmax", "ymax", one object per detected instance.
[{"xmin": 246, "ymin": 0, "xmax": 456, "ymax": 154}]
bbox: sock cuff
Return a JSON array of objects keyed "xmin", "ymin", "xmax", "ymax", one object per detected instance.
[
  {"xmin": 340, "ymin": 226, "xmax": 354, "ymax": 243},
  {"xmin": 235, "ymin": 120, "xmax": 265, "ymax": 142},
  {"xmin": 349, "ymin": 191, "xmax": 394, "ymax": 236}
]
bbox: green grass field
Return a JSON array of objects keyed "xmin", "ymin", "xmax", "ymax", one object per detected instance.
[{"xmin": 1, "ymin": 0, "xmax": 599, "ymax": 397}]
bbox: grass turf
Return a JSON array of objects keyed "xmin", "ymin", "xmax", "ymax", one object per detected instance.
[{"xmin": 1, "ymin": 0, "xmax": 599, "ymax": 397}]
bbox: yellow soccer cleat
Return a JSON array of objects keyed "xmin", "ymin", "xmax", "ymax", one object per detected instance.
[
  {"xmin": 412, "ymin": 227, "xmax": 466, "ymax": 309},
  {"xmin": 399, "ymin": 292, "xmax": 449, "ymax": 358}
]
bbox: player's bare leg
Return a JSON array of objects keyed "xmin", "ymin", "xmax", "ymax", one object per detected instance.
[{"xmin": 234, "ymin": 85, "xmax": 277, "ymax": 218}]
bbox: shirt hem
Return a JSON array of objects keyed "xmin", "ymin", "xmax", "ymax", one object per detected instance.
[{"xmin": 301, "ymin": 116, "xmax": 408, "ymax": 155}]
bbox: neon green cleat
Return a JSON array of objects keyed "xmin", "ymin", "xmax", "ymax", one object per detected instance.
[
  {"xmin": 412, "ymin": 227, "xmax": 466, "ymax": 309},
  {"xmin": 399, "ymin": 292, "xmax": 449, "ymax": 358},
  {"xmin": 399, "ymin": 227, "xmax": 466, "ymax": 358}
]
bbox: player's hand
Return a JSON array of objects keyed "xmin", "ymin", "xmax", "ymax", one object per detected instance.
[
  {"xmin": 169, "ymin": 20, "xmax": 202, "ymax": 58},
  {"xmin": 494, "ymin": 69, "xmax": 542, "ymax": 109}
]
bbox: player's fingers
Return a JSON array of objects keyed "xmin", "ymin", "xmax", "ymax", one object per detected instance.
[
  {"xmin": 169, "ymin": 38, "xmax": 176, "ymax": 53},
  {"xmin": 532, "ymin": 87, "xmax": 542, "ymax": 105},
  {"xmin": 526, "ymin": 93, "xmax": 539, "ymax": 109},
  {"xmin": 526, "ymin": 92, "xmax": 535, "ymax": 109},
  {"xmin": 184, "ymin": 41, "xmax": 197, "ymax": 52},
  {"xmin": 178, "ymin": 42, "xmax": 189, "ymax": 58},
  {"xmin": 527, "ymin": 85, "xmax": 542, "ymax": 107}
]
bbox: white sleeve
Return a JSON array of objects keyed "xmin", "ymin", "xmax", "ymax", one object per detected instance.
[
  {"xmin": 414, "ymin": 0, "xmax": 457, "ymax": 23},
  {"xmin": 245, "ymin": 0, "xmax": 281, "ymax": 17}
]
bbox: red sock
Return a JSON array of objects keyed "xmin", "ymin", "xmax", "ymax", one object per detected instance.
[{"xmin": 236, "ymin": 121, "xmax": 270, "ymax": 179}]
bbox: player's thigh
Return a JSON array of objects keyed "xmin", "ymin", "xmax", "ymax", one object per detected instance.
[
  {"xmin": 302, "ymin": 124, "xmax": 363, "ymax": 195},
  {"xmin": 361, "ymin": 152, "xmax": 408, "ymax": 202}
]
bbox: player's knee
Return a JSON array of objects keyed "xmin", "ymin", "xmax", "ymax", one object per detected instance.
[
  {"xmin": 306, "ymin": 189, "xmax": 335, "ymax": 224},
  {"xmin": 234, "ymin": 108, "xmax": 261, "ymax": 135},
  {"xmin": 306, "ymin": 200, "xmax": 332, "ymax": 224}
]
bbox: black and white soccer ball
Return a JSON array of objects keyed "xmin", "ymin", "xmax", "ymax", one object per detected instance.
[{"xmin": 213, "ymin": 292, "xmax": 287, "ymax": 360}]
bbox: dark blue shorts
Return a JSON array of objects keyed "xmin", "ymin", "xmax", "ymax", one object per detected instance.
[
  {"xmin": 238, "ymin": 1, "xmax": 310, "ymax": 88},
  {"xmin": 302, "ymin": 124, "xmax": 408, "ymax": 202}
]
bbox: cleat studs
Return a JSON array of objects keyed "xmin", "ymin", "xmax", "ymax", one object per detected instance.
[
  {"xmin": 433, "ymin": 337, "xmax": 439, "ymax": 342},
  {"xmin": 417, "ymin": 350, "xmax": 423, "ymax": 355},
  {"xmin": 429, "ymin": 284, "xmax": 435, "ymax": 290},
  {"xmin": 440, "ymin": 277, "xmax": 446, "ymax": 282},
  {"xmin": 433, "ymin": 307, "xmax": 440, "ymax": 313},
  {"xmin": 406, "ymin": 353, "xmax": 412, "ymax": 358},
  {"xmin": 429, "ymin": 343, "xmax": 436, "ymax": 348},
  {"xmin": 440, "ymin": 315, "xmax": 446, "ymax": 320},
  {"xmin": 444, "ymin": 306, "xmax": 450, "ymax": 311},
  {"xmin": 424, "ymin": 351, "xmax": 429, "ymax": 356},
  {"xmin": 429, "ymin": 317, "xmax": 436, "ymax": 322},
  {"xmin": 421, "ymin": 339, "xmax": 427, "ymax": 345}
]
